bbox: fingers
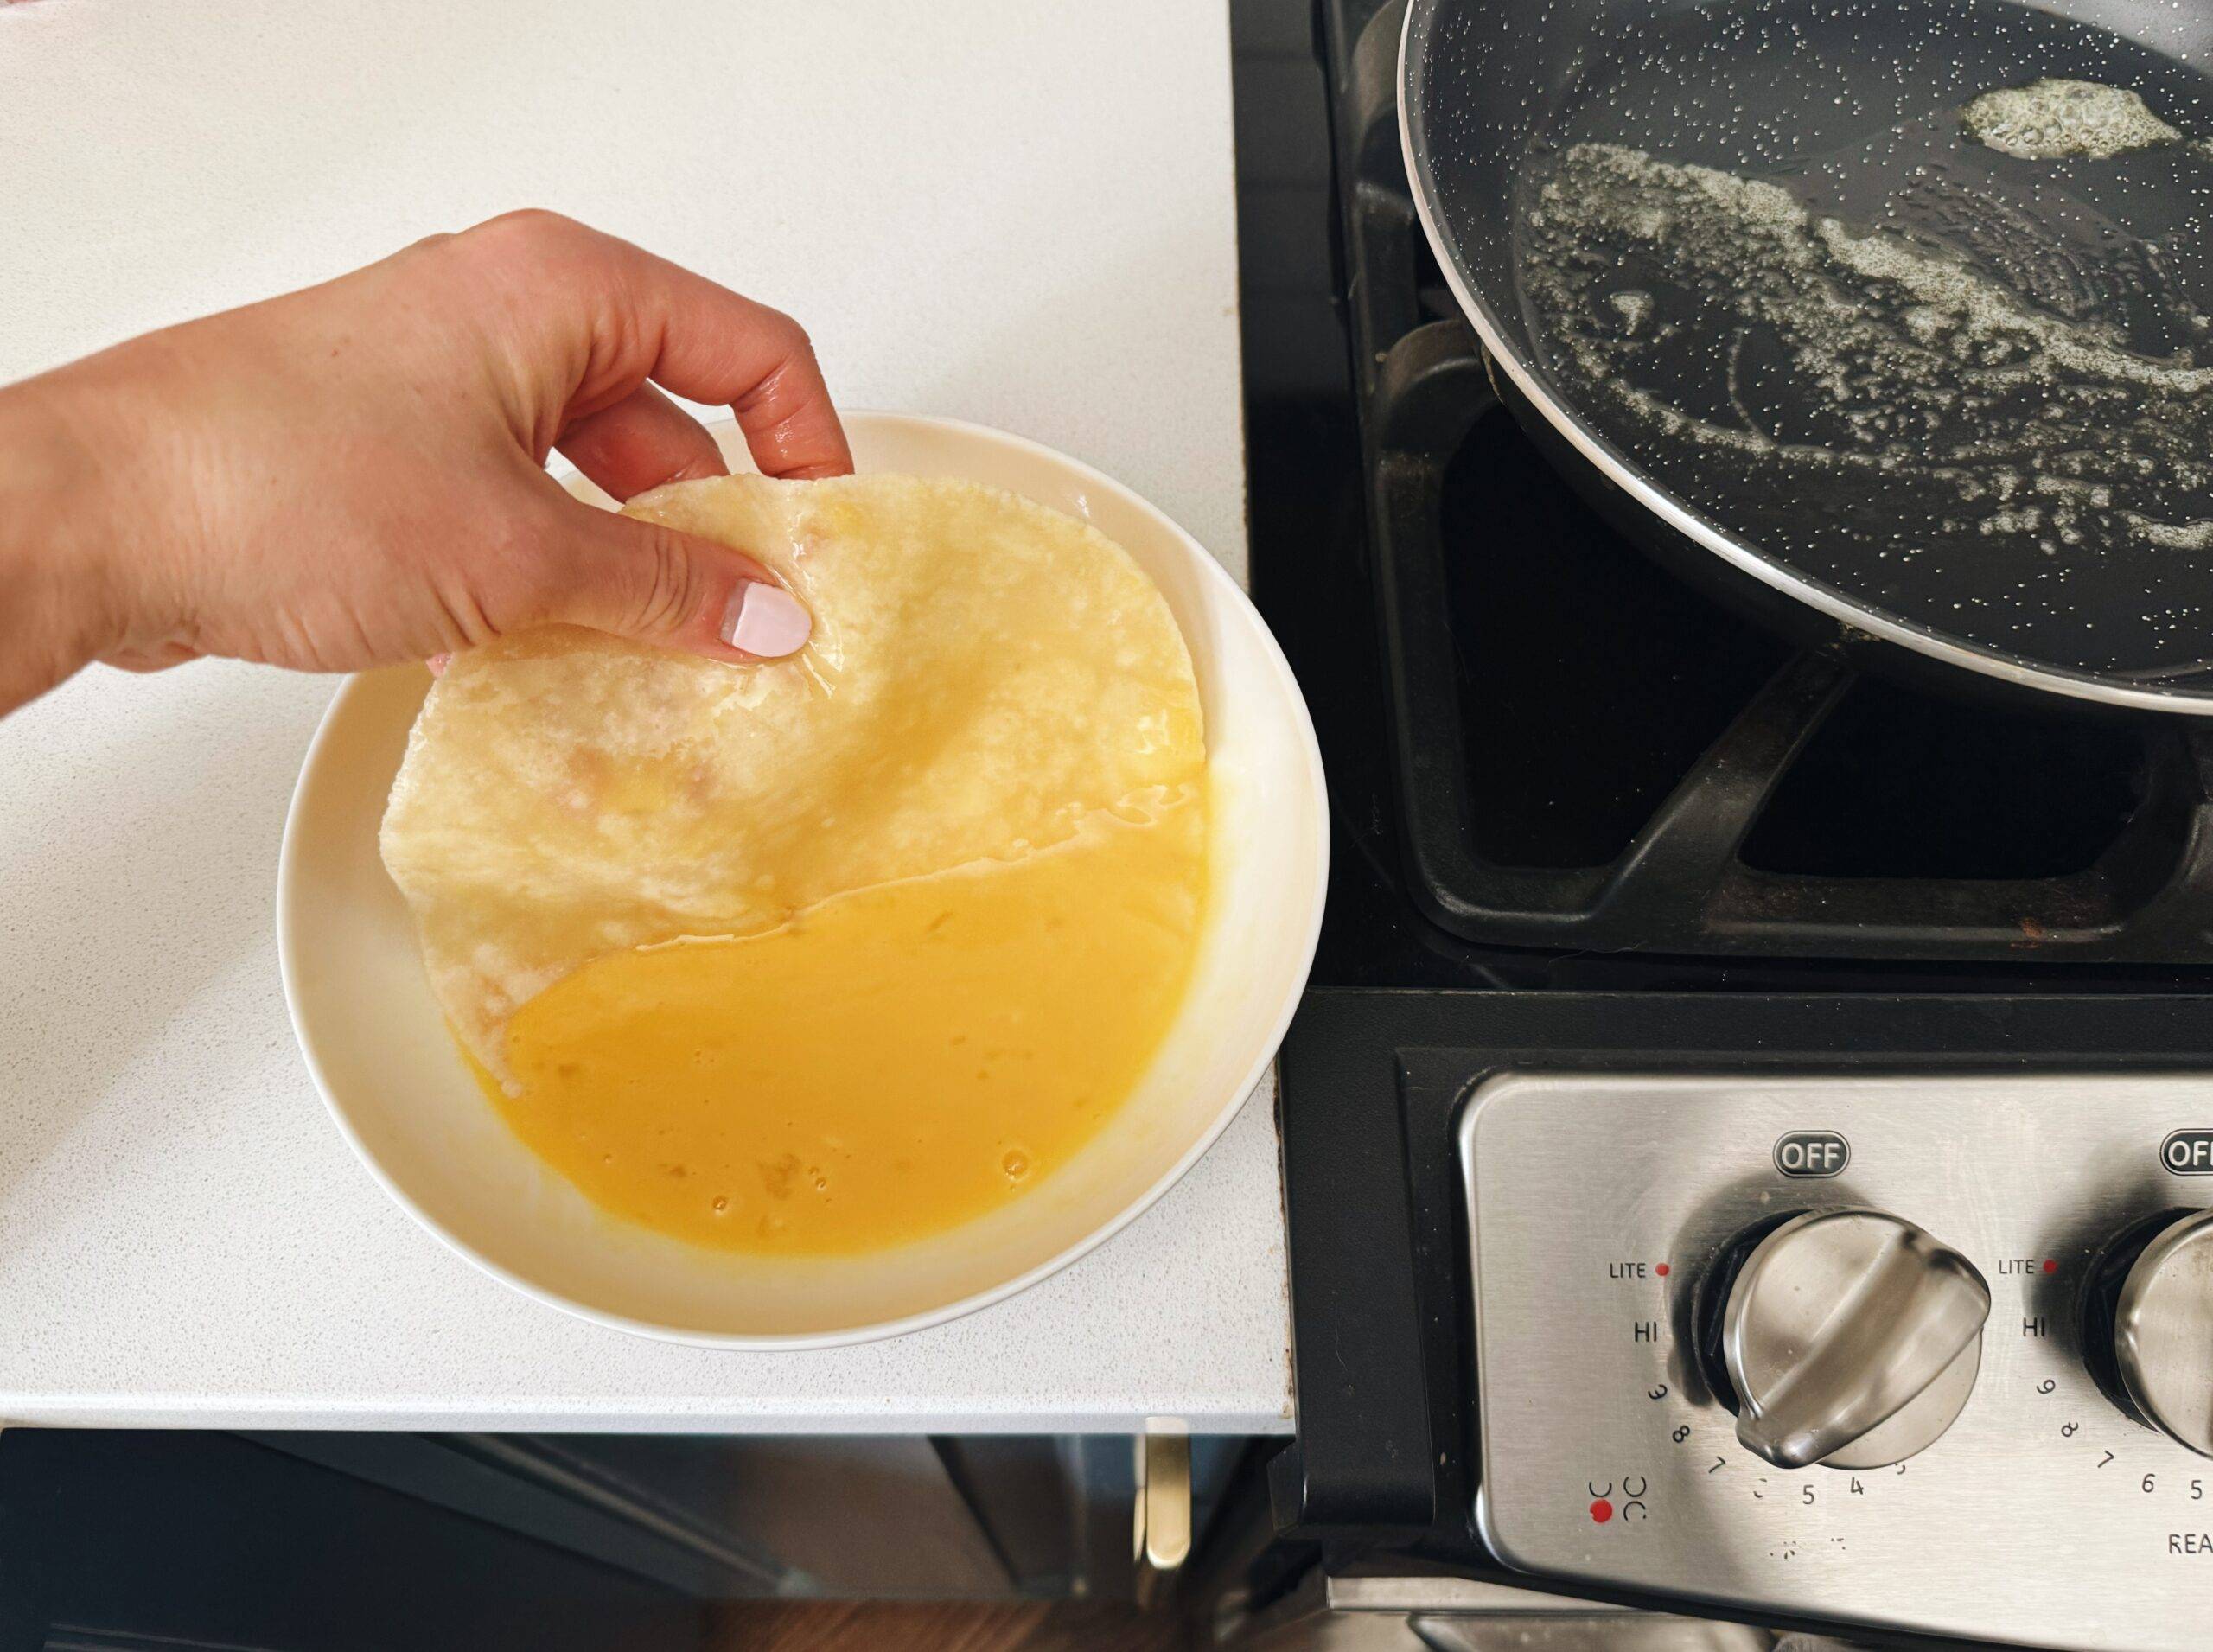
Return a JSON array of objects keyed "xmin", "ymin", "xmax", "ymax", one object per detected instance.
[
  {"xmin": 608, "ymin": 250, "xmax": 853, "ymax": 480},
  {"xmin": 462, "ymin": 213, "xmax": 854, "ymax": 482},
  {"xmin": 442, "ymin": 214, "xmax": 843, "ymax": 668},
  {"xmin": 535, "ymin": 500, "xmax": 813, "ymax": 663},
  {"xmin": 555, "ymin": 383, "xmax": 730, "ymax": 501}
]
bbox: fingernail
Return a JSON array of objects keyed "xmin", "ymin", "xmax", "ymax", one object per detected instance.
[{"xmin": 722, "ymin": 580, "xmax": 811, "ymax": 658}]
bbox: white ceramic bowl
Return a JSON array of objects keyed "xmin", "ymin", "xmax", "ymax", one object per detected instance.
[{"xmin": 277, "ymin": 411, "xmax": 1327, "ymax": 1348}]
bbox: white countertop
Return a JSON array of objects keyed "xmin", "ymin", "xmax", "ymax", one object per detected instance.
[{"xmin": 0, "ymin": 0, "xmax": 1289, "ymax": 1433}]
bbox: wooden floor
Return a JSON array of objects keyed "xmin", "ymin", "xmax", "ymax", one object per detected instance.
[{"xmin": 708, "ymin": 1600, "xmax": 1192, "ymax": 1651}]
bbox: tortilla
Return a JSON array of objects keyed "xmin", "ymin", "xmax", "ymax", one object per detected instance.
[{"xmin": 379, "ymin": 473, "xmax": 1205, "ymax": 1082}]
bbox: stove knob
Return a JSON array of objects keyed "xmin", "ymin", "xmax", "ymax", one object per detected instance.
[
  {"xmin": 2093, "ymin": 1209, "xmax": 2213, "ymax": 1457},
  {"xmin": 1709, "ymin": 1209, "xmax": 1991, "ymax": 1470}
]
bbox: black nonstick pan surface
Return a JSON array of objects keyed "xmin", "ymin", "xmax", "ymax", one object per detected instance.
[{"xmin": 1401, "ymin": 0, "xmax": 2213, "ymax": 714}]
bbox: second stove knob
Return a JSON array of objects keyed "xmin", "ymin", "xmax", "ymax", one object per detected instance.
[
  {"xmin": 2089, "ymin": 1209, "xmax": 2213, "ymax": 1457},
  {"xmin": 1705, "ymin": 1208, "xmax": 1991, "ymax": 1470}
]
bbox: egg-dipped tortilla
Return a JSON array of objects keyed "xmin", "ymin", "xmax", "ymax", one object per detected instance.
[{"xmin": 379, "ymin": 474, "xmax": 1208, "ymax": 1253}]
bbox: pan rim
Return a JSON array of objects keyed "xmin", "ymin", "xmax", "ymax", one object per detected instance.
[{"xmin": 1395, "ymin": 0, "xmax": 2213, "ymax": 717}]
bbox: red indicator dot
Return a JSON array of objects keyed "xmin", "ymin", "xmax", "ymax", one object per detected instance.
[
  {"xmin": 1589, "ymin": 1498, "xmax": 1615, "ymax": 1524},
  {"xmin": 2043, "ymin": 1259, "xmax": 2058, "ymax": 1274},
  {"xmin": 1654, "ymin": 1262, "xmax": 1670, "ymax": 1277}
]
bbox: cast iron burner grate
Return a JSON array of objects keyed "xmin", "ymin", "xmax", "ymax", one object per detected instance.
[{"xmin": 1329, "ymin": 0, "xmax": 2213, "ymax": 961}]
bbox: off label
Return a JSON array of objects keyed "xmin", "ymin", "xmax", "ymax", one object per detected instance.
[
  {"xmin": 1775, "ymin": 1130, "xmax": 1849, "ymax": 1178},
  {"xmin": 2161, "ymin": 1130, "xmax": 2213, "ymax": 1175}
]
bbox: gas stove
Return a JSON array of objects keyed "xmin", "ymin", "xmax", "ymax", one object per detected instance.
[{"xmin": 1234, "ymin": 1, "xmax": 2213, "ymax": 1644}]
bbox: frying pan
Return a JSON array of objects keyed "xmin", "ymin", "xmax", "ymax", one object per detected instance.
[{"xmin": 1400, "ymin": 0, "xmax": 2213, "ymax": 716}]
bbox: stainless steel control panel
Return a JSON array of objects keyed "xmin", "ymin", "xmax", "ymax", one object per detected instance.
[{"xmin": 1460, "ymin": 1073, "xmax": 2213, "ymax": 1650}]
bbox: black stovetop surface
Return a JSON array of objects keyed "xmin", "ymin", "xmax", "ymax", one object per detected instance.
[
  {"xmin": 1229, "ymin": 0, "xmax": 2213, "ymax": 1631},
  {"xmin": 1238, "ymin": 0, "xmax": 2213, "ymax": 994}
]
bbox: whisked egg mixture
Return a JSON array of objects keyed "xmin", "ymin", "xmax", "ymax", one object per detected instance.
[{"xmin": 476, "ymin": 785, "xmax": 1207, "ymax": 1255}]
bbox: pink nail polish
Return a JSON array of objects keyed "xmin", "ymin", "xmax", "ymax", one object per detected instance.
[{"xmin": 723, "ymin": 581, "xmax": 811, "ymax": 658}]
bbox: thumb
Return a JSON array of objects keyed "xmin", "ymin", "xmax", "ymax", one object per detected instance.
[{"xmin": 545, "ymin": 505, "xmax": 813, "ymax": 661}]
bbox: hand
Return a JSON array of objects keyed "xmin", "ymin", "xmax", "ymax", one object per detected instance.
[{"xmin": 0, "ymin": 210, "xmax": 851, "ymax": 715}]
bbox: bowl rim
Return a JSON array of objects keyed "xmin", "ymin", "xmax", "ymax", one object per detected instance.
[{"xmin": 277, "ymin": 408, "xmax": 1330, "ymax": 1349}]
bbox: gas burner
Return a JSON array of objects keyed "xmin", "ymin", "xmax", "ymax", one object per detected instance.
[{"xmin": 1329, "ymin": 0, "xmax": 2213, "ymax": 966}]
